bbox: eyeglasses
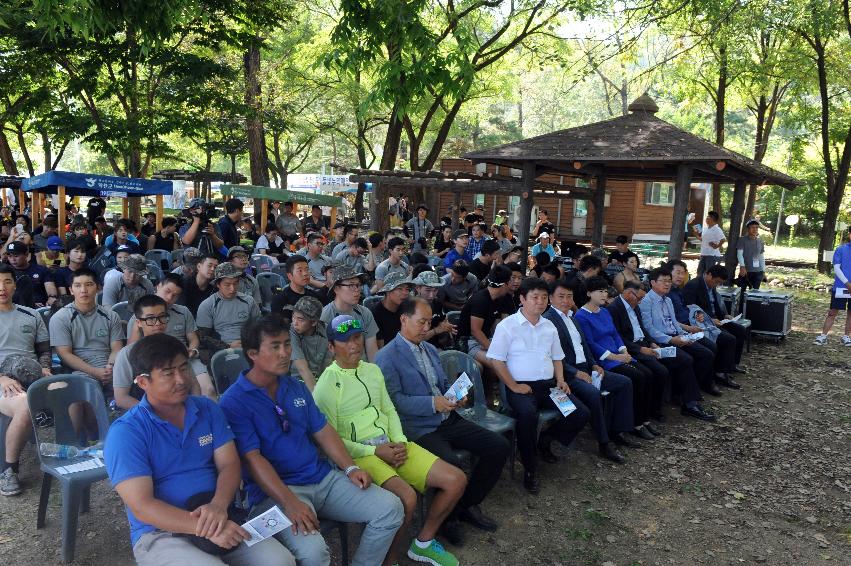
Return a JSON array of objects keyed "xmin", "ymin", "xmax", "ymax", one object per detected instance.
[
  {"xmin": 139, "ymin": 314, "xmax": 170, "ymax": 326},
  {"xmin": 333, "ymin": 318, "xmax": 362, "ymax": 334},
  {"xmin": 274, "ymin": 404, "xmax": 290, "ymax": 433}
]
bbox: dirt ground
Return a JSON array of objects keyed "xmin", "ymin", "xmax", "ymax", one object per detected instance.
[{"xmin": 1, "ymin": 289, "xmax": 849, "ymax": 566}]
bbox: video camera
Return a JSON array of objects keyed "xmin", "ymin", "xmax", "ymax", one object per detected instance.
[{"xmin": 183, "ymin": 198, "xmax": 220, "ymax": 225}]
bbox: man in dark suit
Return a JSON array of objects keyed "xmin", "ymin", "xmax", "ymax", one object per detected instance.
[
  {"xmin": 609, "ymin": 281, "xmax": 707, "ymax": 420},
  {"xmin": 681, "ymin": 264, "xmax": 747, "ymax": 381},
  {"xmin": 542, "ymin": 278, "xmax": 636, "ymax": 463}
]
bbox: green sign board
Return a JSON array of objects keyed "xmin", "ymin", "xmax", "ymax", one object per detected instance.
[{"xmin": 219, "ymin": 184, "xmax": 342, "ymax": 207}]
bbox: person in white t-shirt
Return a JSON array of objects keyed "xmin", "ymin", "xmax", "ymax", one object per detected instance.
[{"xmin": 697, "ymin": 210, "xmax": 726, "ymax": 276}]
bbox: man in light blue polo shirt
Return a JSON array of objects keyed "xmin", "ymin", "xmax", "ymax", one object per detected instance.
[
  {"xmin": 815, "ymin": 228, "xmax": 851, "ymax": 346},
  {"xmin": 219, "ymin": 315, "xmax": 403, "ymax": 566},
  {"xmin": 105, "ymin": 333, "xmax": 294, "ymax": 566}
]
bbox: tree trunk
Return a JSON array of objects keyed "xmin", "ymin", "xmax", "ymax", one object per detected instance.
[
  {"xmin": 380, "ymin": 104, "xmax": 404, "ymax": 171},
  {"xmin": 668, "ymin": 164, "xmax": 693, "ymax": 260},
  {"xmin": 0, "ymin": 131, "xmax": 19, "ymax": 175},
  {"xmin": 711, "ymin": 45, "xmax": 728, "ymax": 224},
  {"xmin": 41, "ymin": 132, "xmax": 52, "ymax": 174},
  {"xmin": 725, "ymin": 180, "xmax": 747, "ymax": 279},
  {"xmin": 245, "ymin": 38, "xmax": 269, "ymax": 187}
]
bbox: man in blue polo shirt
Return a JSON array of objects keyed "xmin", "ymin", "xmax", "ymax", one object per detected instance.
[
  {"xmin": 105, "ymin": 333, "xmax": 294, "ymax": 566},
  {"xmin": 219, "ymin": 314, "xmax": 403, "ymax": 566}
]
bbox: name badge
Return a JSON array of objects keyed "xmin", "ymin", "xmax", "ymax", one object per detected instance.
[{"xmin": 752, "ymin": 259, "xmax": 760, "ymax": 268}]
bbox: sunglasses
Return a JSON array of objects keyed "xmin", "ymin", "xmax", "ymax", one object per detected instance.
[
  {"xmin": 139, "ymin": 314, "xmax": 170, "ymax": 326},
  {"xmin": 333, "ymin": 319, "xmax": 362, "ymax": 334},
  {"xmin": 274, "ymin": 404, "xmax": 290, "ymax": 433}
]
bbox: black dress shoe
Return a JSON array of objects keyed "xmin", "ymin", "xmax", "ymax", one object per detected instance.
[
  {"xmin": 611, "ymin": 432, "xmax": 642, "ymax": 448},
  {"xmin": 439, "ymin": 516, "xmax": 464, "ymax": 546},
  {"xmin": 732, "ymin": 365, "xmax": 747, "ymax": 374},
  {"xmin": 704, "ymin": 383, "xmax": 723, "ymax": 396},
  {"xmin": 716, "ymin": 374, "xmax": 741, "ymax": 389},
  {"xmin": 457, "ymin": 505, "xmax": 498, "ymax": 532},
  {"xmin": 630, "ymin": 426, "xmax": 655, "ymax": 440},
  {"xmin": 681, "ymin": 405, "xmax": 717, "ymax": 422},
  {"xmin": 537, "ymin": 439, "xmax": 558, "ymax": 463},
  {"xmin": 523, "ymin": 471, "xmax": 540, "ymax": 494},
  {"xmin": 644, "ymin": 422, "xmax": 662, "ymax": 436},
  {"xmin": 599, "ymin": 442, "xmax": 625, "ymax": 464}
]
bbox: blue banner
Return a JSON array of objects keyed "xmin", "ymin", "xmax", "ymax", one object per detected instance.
[{"xmin": 22, "ymin": 170, "xmax": 173, "ymax": 197}]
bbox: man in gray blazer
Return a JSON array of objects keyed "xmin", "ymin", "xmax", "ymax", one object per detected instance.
[{"xmin": 376, "ymin": 297, "xmax": 510, "ymax": 537}]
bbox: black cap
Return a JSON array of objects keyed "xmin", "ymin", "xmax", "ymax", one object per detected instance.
[
  {"xmin": 487, "ymin": 264, "xmax": 512, "ymax": 287},
  {"xmin": 6, "ymin": 241, "xmax": 28, "ymax": 255}
]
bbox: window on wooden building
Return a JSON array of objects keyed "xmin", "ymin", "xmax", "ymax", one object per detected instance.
[{"xmin": 644, "ymin": 182, "xmax": 675, "ymax": 206}]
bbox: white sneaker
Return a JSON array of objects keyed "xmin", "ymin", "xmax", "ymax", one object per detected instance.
[
  {"xmin": 842, "ymin": 336, "xmax": 851, "ymax": 347},
  {"xmin": 814, "ymin": 334, "xmax": 828, "ymax": 346},
  {"xmin": 0, "ymin": 468, "xmax": 21, "ymax": 496}
]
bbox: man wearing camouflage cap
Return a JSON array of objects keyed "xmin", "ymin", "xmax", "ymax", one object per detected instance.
[
  {"xmin": 0, "ymin": 264, "xmax": 52, "ymax": 496},
  {"xmin": 101, "ymin": 253, "xmax": 154, "ymax": 308},
  {"xmin": 412, "ymin": 270, "xmax": 456, "ymax": 344},
  {"xmin": 288, "ymin": 296, "xmax": 331, "ymax": 390},
  {"xmin": 227, "ymin": 246, "xmax": 262, "ymax": 305},
  {"xmin": 370, "ymin": 272, "xmax": 413, "ymax": 347},
  {"xmin": 196, "ymin": 262, "xmax": 260, "ymax": 348},
  {"xmin": 319, "ymin": 265, "xmax": 380, "ymax": 362},
  {"xmin": 171, "ymin": 246, "xmax": 203, "ymax": 278}
]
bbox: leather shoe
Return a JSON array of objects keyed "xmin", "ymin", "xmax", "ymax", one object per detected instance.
[
  {"xmin": 716, "ymin": 374, "xmax": 741, "ymax": 389},
  {"xmin": 704, "ymin": 383, "xmax": 723, "ymax": 397},
  {"xmin": 457, "ymin": 505, "xmax": 498, "ymax": 532},
  {"xmin": 537, "ymin": 437, "xmax": 558, "ymax": 463},
  {"xmin": 644, "ymin": 422, "xmax": 662, "ymax": 436},
  {"xmin": 611, "ymin": 432, "xmax": 642, "ymax": 448},
  {"xmin": 629, "ymin": 426, "xmax": 655, "ymax": 441},
  {"xmin": 524, "ymin": 471, "xmax": 540, "ymax": 494},
  {"xmin": 681, "ymin": 405, "xmax": 717, "ymax": 422},
  {"xmin": 438, "ymin": 516, "xmax": 464, "ymax": 546},
  {"xmin": 732, "ymin": 365, "xmax": 747, "ymax": 374},
  {"xmin": 599, "ymin": 442, "xmax": 625, "ymax": 464}
]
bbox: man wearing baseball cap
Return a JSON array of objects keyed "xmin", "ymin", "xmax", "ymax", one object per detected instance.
[
  {"xmin": 736, "ymin": 219, "xmax": 765, "ymax": 291},
  {"xmin": 442, "ymin": 229, "xmax": 472, "ymax": 269},
  {"xmin": 6, "ymin": 240, "xmax": 57, "ymax": 308},
  {"xmin": 531, "ymin": 232, "xmax": 556, "ymax": 260},
  {"xmin": 196, "ymin": 262, "xmax": 260, "ymax": 348},
  {"xmin": 370, "ymin": 272, "xmax": 413, "ymax": 347},
  {"xmin": 319, "ymin": 265, "xmax": 380, "ymax": 361},
  {"xmin": 36, "ymin": 235, "xmax": 65, "ymax": 270},
  {"xmin": 180, "ymin": 197, "xmax": 224, "ymax": 252},
  {"xmin": 314, "ymin": 314, "xmax": 465, "ymax": 566},
  {"xmin": 287, "ymin": 296, "xmax": 331, "ymax": 390},
  {"xmin": 101, "ymin": 253, "xmax": 154, "ymax": 308}
]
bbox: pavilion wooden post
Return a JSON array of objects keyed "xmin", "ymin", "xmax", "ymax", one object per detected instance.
[
  {"xmin": 57, "ymin": 185, "xmax": 66, "ymax": 232},
  {"xmin": 725, "ymin": 179, "xmax": 747, "ymax": 278},
  {"xmin": 329, "ymin": 204, "xmax": 337, "ymax": 228},
  {"xmin": 122, "ymin": 198, "xmax": 129, "ymax": 219},
  {"xmin": 1, "ymin": 191, "xmax": 6, "ymax": 207},
  {"xmin": 668, "ymin": 163, "xmax": 693, "ymax": 260},
  {"xmin": 155, "ymin": 195, "xmax": 164, "ymax": 231},
  {"xmin": 260, "ymin": 199, "xmax": 269, "ymax": 235},
  {"xmin": 591, "ymin": 173, "xmax": 606, "ymax": 247},
  {"xmin": 451, "ymin": 191, "xmax": 461, "ymax": 231},
  {"xmin": 18, "ymin": 190, "xmax": 25, "ymax": 215},
  {"xmin": 519, "ymin": 161, "xmax": 537, "ymax": 269}
]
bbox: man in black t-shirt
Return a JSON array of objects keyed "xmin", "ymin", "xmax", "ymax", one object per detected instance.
[
  {"xmin": 86, "ymin": 196, "xmax": 107, "ymax": 229},
  {"xmin": 180, "ymin": 255, "xmax": 218, "ymax": 317},
  {"xmin": 369, "ymin": 272, "xmax": 413, "ymax": 347},
  {"xmin": 457, "ymin": 265, "xmax": 513, "ymax": 367},
  {"xmin": 469, "ymin": 239, "xmax": 500, "ymax": 284},
  {"xmin": 533, "ymin": 210, "xmax": 556, "ymax": 240},
  {"xmin": 608, "ymin": 235, "xmax": 639, "ymax": 266},
  {"xmin": 269, "ymin": 255, "xmax": 327, "ymax": 316}
]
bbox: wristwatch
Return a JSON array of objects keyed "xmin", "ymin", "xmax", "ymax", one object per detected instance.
[{"xmin": 344, "ymin": 465, "xmax": 361, "ymax": 477}]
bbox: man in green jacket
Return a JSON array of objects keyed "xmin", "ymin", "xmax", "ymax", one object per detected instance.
[{"xmin": 313, "ymin": 315, "xmax": 466, "ymax": 566}]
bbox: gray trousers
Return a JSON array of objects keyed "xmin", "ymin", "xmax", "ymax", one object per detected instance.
[
  {"xmin": 250, "ymin": 469, "xmax": 404, "ymax": 566},
  {"xmin": 697, "ymin": 255, "xmax": 721, "ymax": 276},
  {"xmin": 133, "ymin": 530, "xmax": 295, "ymax": 566}
]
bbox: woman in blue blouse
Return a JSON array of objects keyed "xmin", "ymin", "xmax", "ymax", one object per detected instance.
[{"xmin": 573, "ymin": 276, "xmax": 660, "ymax": 440}]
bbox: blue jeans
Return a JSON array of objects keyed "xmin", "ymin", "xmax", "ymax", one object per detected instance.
[{"xmin": 251, "ymin": 469, "xmax": 403, "ymax": 566}]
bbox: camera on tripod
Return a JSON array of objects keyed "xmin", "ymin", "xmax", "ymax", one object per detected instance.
[{"xmin": 183, "ymin": 198, "xmax": 220, "ymax": 225}]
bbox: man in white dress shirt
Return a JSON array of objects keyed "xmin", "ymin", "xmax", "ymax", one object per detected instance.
[{"xmin": 487, "ymin": 277, "xmax": 589, "ymax": 495}]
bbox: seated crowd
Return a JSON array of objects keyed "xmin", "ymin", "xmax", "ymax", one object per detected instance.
[{"xmin": 0, "ymin": 198, "xmax": 757, "ymax": 566}]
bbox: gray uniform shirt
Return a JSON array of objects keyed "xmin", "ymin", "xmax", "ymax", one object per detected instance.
[
  {"xmin": 49, "ymin": 304, "xmax": 124, "ymax": 372},
  {"xmin": 439, "ymin": 273, "xmax": 479, "ymax": 305},
  {"xmin": 334, "ymin": 251, "xmax": 367, "ymax": 274},
  {"xmin": 290, "ymin": 325, "xmax": 332, "ymax": 378},
  {"xmin": 736, "ymin": 235, "xmax": 765, "ymax": 273},
  {"xmin": 239, "ymin": 273, "xmax": 262, "ymax": 305},
  {"xmin": 102, "ymin": 274, "xmax": 154, "ymax": 308},
  {"xmin": 113, "ymin": 341, "xmax": 202, "ymax": 391},
  {"xmin": 302, "ymin": 252, "xmax": 331, "ymax": 282},
  {"xmin": 196, "ymin": 292, "xmax": 260, "ymax": 343},
  {"xmin": 128, "ymin": 304, "xmax": 197, "ymax": 347},
  {"xmin": 375, "ymin": 259, "xmax": 409, "ymax": 282},
  {"xmin": 0, "ymin": 305, "xmax": 50, "ymax": 364}
]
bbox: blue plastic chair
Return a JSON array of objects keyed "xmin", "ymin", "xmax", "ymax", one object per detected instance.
[
  {"xmin": 144, "ymin": 249, "xmax": 172, "ymax": 272},
  {"xmin": 27, "ymin": 374, "xmax": 110, "ymax": 563},
  {"xmin": 145, "ymin": 260, "xmax": 164, "ymax": 286},
  {"xmin": 170, "ymin": 248, "xmax": 184, "ymax": 267},
  {"xmin": 36, "ymin": 306, "xmax": 51, "ymax": 327},
  {"xmin": 439, "ymin": 350, "xmax": 517, "ymax": 478},
  {"xmin": 110, "ymin": 301, "xmax": 132, "ymax": 322},
  {"xmin": 255, "ymin": 272, "xmax": 285, "ymax": 313},
  {"xmin": 250, "ymin": 254, "xmax": 276, "ymax": 273},
  {"xmin": 209, "ymin": 348, "xmax": 249, "ymax": 395}
]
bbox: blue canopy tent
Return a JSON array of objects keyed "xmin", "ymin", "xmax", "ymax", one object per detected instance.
[{"xmin": 21, "ymin": 170, "xmax": 174, "ymax": 231}]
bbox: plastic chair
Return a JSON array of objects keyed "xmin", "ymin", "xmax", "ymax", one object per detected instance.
[
  {"xmin": 36, "ymin": 306, "xmax": 52, "ymax": 327},
  {"xmin": 27, "ymin": 374, "xmax": 111, "ymax": 563},
  {"xmin": 170, "ymin": 248, "xmax": 184, "ymax": 266},
  {"xmin": 255, "ymin": 272, "xmax": 285, "ymax": 313},
  {"xmin": 95, "ymin": 291, "xmax": 103, "ymax": 306},
  {"xmin": 320, "ymin": 520, "xmax": 350, "ymax": 566},
  {"xmin": 498, "ymin": 380, "xmax": 559, "ymax": 479},
  {"xmin": 110, "ymin": 301, "xmax": 132, "ymax": 322},
  {"xmin": 362, "ymin": 295, "xmax": 382, "ymax": 311},
  {"xmin": 209, "ymin": 348, "xmax": 249, "ymax": 395},
  {"xmin": 439, "ymin": 350, "xmax": 517, "ymax": 478},
  {"xmin": 145, "ymin": 261, "xmax": 164, "ymax": 286},
  {"xmin": 0, "ymin": 414, "xmax": 10, "ymax": 466},
  {"xmin": 250, "ymin": 254, "xmax": 275, "ymax": 273},
  {"xmin": 445, "ymin": 311, "xmax": 461, "ymax": 350},
  {"xmin": 144, "ymin": 249, "xmax": 172, "ymax": 272}
]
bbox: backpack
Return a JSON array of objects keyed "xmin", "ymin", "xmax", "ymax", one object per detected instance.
[{"xmin": 88, "ymin": 246, "xmax": 116, "ymax": 278}]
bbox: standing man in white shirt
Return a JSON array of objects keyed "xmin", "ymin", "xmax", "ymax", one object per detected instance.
[
  {"xmin": 697, "ymin": 210, "xmax": 726, "ymax": 276},
  {"xmin": 487, "ymin": 277, "xmax": 590, "ymax": 494}
]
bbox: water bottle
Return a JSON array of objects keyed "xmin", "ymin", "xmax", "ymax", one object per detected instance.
[{"xmin": 39, "ymin": 442, "xmax": 103, "ymax": 459}]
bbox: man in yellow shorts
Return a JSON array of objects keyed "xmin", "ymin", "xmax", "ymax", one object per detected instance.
[{"xmin": 313, "ymin": 315, "xmax": 466, "ymax": 566}]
